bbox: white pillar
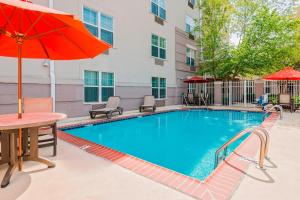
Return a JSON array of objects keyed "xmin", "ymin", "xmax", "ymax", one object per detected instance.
[
  {"xmin": 244, "ymin": 80, "xmax": 247, "ymax": 107},
  {"xmin": 229, "ymin": 81, "xmax": 232, "ymax": 106}
]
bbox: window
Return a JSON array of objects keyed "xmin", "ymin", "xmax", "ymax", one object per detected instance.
[
  {"xmin": 151, "ymin": 0, "xmax": 166, "ymax": 20},
  {"xmin": 152, "ymin": 77, "xmax": 166, "ymax": 99},
  {"xmin": 188, "ymin": 83, "xmax": 196, "ymax": 94},
  {"xmin": 152, "ymin": 34, "xmax": 166, "ymax": 59},
  {"xmin": 84, "ymin": 70, "xmax": 99, "ymax": 103},
  {"xmin": 83, "ymin": 7, "xmax": 98, "ymax": 37},
  {"xmin": 101, "ymin": 72, "xmax": 114, "ymax": 102},
  {"xmin": 185, "ymin": 15, "xmax": 195, "ymax": 35},
  {"xmin": 83, "ymin": 7, "xmax": 114, "ymax": 45},
  {"xmin": 100, "ymin": 14, "xmax": 113, "ymax": 45},
  {"xmin": 186, "ymin": 48, "xmax": 195, "ymax": 67},
  {"xmin": 84, "ymin": 70, "xmax": 115, "ymax": 103}
]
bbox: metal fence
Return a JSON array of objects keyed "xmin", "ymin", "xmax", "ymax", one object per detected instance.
[
  {"xmin": 264, "ymin": 80, "xmax": 300, "ymax": 108},
  {"xmin": 222, "ymin": 80, "xmax": 256, "ymax": 107},
  {"xmin": 184, "ymin": 80, "xmax": 300, "ymax": 109}
]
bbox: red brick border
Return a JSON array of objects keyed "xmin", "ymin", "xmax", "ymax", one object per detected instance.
[{"xmin": 58, "ymin": 109, "xmax": 279, "ymax": 200}]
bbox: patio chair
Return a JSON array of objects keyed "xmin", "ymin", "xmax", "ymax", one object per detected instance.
[
  {"xmin": 278, "ymin": 94, "xmax": 294, "ymax": 112},
  {"xmin": 257, "ymin": 94, "xmax": 269, "ymax": 111},
  {"xmin": 187, "ymin": 93, "xmax": 195, "ymax": 105},
  {"xmin": 89, "ymin": 96, "xmax": 123, "ymax": 119},
  {"xmin": 23, "ymin": 97, "xmax": 57, "ymax": 156},
  {"xmin": 140, "ymin": 95, "xmax": 156, "ymax": 112}
]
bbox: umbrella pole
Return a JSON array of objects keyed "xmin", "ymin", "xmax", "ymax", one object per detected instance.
[{"xmin": 17, "ymin": 41, "xmax": 23, "ymax": 170}]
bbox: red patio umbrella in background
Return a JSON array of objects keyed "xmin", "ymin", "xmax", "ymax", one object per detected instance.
[
  {"xmin": 184, "ymin": 76, "xmax": 209, "ymax": 83},
  {"xmin": 0, "ymin": 0, "xmax": 111, "ymax": 169},
  {"xmin": 263, "ymin": 67, "xmax": 300, "ymax": 80}
]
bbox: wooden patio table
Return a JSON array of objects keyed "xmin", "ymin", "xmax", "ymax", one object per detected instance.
[{"xmin": 0, "ymin": 112, "xmax": 66, "ymax": 188}]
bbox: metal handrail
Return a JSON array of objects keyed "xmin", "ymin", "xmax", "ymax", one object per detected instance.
[
  {"xmin": 214, "ymin": 127, "xmax": 270, "ymax": 169},
  {"xmin": 263, "ymin": 105, "xmax": 283, "ymax": 119},
  {"xmin": 255, "ymin": 127, "xmax": 270, "ymax": 159}
]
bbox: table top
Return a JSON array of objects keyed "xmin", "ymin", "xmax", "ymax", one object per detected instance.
[{"xmin": 0, "ymin": 112, "xmax": 67, "ymax": 130}]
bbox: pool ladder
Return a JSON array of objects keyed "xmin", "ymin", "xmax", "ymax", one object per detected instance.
[
  {"xmin": 214, "ymin": 127, "xmax": 270, "ymax": 169},
  {"xmin": 263, "ymin": 105, "xmax": 283, "ymax": 119}
]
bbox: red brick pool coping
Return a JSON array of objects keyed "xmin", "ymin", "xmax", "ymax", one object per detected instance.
[{"xmin": 57, "ymin": 109, "xmax": 279, "ymax": 200}]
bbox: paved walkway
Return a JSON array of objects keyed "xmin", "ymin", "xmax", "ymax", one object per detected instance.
[
  {"xmin": 0, "ymin": 106, "xmax": 299, "ymax": 200},
  {"xmin": 232, "ymin": 112, "xmax": 300, "ymax": 200}
]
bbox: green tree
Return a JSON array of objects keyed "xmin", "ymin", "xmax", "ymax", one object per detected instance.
[
  {"xmin": 195, "ymin": 0, "xmax": 300, "ymax": 80},
  {"xmin": 195, "ymin": 0, "xmax": 233, "ymax": 80},
  {"xmin": 231, "ymin": 5, "xmax": 300, "ymax": 78}
]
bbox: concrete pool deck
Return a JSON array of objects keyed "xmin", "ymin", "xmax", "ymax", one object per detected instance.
[{"xmin": 0, "ymin": 106, "xmax": 299, "ymax": 200}]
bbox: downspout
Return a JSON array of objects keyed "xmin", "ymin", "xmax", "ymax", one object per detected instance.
[{"xmin": 49, "ymin": 0, "xmax": 55, "ymax": 111}]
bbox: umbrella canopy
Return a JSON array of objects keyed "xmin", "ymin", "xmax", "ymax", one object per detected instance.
[
  {"xmin": 184, "ymin": 76, "xmax": 209, "ymax": 83},
  {"xmin": 0, "ymin": 0, "xmax": 110, "ymax": 170},
  {"xmin": 0, "ymin": 0, "xmax": 110, "ymax": 59},
  {"xmin": 263, "ymin": 67, "xmax": 300, "ymax": 80}
]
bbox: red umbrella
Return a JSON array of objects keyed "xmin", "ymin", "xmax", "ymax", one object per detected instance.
[
  {"xmin": 263, "ymin": 67, "xmax": 300, "ymax": 80},
  {"xmin": 0, "ymin": 0, "xmax": 110, "ymax": 169},
  {"xmin": 184, "ymin": 76, "xmax": 209, "ymax": 83}
]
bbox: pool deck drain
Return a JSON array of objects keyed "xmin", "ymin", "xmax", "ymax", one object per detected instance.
[{"xmin": 57, "ymin": 109, "xmax": 279, "ymax": 200}]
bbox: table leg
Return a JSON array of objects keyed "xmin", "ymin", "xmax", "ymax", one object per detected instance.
[
  {"xmin": 1, "ymin": 131, "xmax": 17, "ymax": 188},
  {"xmin": 0, "ymin": 132, "xmax": 10, "ymax": 165},
  {"xmin": 26, "ymin": 127, "xmax": 55, "ymax": 168}
]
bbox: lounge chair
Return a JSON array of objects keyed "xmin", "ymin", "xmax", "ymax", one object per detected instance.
[
  {"xmin": 89, "ymin": 96, "xmax": 123, "ymax": 119},
  {"xmin": 23, "ymin": 97, "xmax": 57, "ymax": 156},
  {"xmin": 140, "ymin": 95, "xmax": 156, "ymax": 112},
  {"xmin": 279, "ymin": 93, "xmax": 294, "ymax": 112},
  {"xmin": 257, "ymin": 94, "xmax": 269, "ymax": 111}
]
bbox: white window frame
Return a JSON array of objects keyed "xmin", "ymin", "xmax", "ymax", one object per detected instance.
[
  {"xmin": 151, "ymin": 34, "xmax": 167, "ymax": 60},
  {"xmin": 101, "ymin": 72, "xmax": 115, "ymax": 102},
  {"xmin": 150, "ymin": 0, "xmax": 166, "ymax": 20},
  {"xmin": 186, "ymin": 47, "xmax": 196, "ymax": 67},
  {"xmin": 82, "ymin": 6, "xmax": 114, "ymax": 46},
  {"xmin": 83, "ymin": 70, "xmax": 115, "ymax": 104},
  {"xmin": 185, "ymin": 15, "xmax": 195, "ymax": 34},
  {"xmin": 152, "ymin": 77, "xmax": 167, "ymax": 100},
  {"xmin": 188, "ymin": 83, "xmax": 196, "ymax": 94},
  {"xmin": 100, "ymin": 13, "xmax": 114, "ymax": 46},
  {"xmin": 82, "ymin": 7, "xmax": 99, "ymax": 37}
]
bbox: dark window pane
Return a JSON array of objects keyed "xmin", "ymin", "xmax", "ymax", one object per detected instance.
[
  {"xmin": 160, "ymin": 48, "xmax": 166, "ymax": 59},
  {"xmin": 191, "ymin": 58, "xmax": 195, "ymax": 67},
  {"xmin": 159, "ymin": 8, "xmax": 166, "ymax": 20},
  {"xmin": 102, "ymin": 72, "xmax": 114, "ymax": 86},
  {"xmin": 84, "ymin": 24, "xmax": 98, "ymax": 37},
  {"xmin": 160, "ymin": 89, "xmax": 166, "ymax": 98},
  {"xmin": 101, "ymin": 29, "xmax": 113, "ymax": 45},
  {"xmin": 160, "ymin": 78, "xmax": 166, "ymax": 88},
  {"xmin": 151, "ymin": 3, "xmax": 158, "ymax": 15},
  {"xmin": 84, "ymin": 87, "xmax": 99, "ymax": 102},
  {"xmin": 152, "ymin": 46, "xmax": 159, "ymax": 57},
  {"xmin": 186, "ymin": 57, "xmax": 190, "ymax": 65},
  {"xmin": 152, "ymin": 77, "xmax": 159, "ymax": 87},
  {"xmin": 102, "ymin": 88, "xmax": 114, "ymax": 102},
  {"xmin": 152, "ymin": 88, "xmax": 159, "ymax": 99},
  {"xmin": 84, "ymin": 71, "xmax": 99, "ymax": 86}
]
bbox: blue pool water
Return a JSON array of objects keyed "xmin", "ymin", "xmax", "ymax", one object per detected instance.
[{"xmin": 64, "ymin": 110, "xmax": 265, "ymax": 180}]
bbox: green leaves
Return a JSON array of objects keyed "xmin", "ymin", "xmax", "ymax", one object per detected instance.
[{"xmin": 195, "ymin": 0, "xmax": 300, "ymax": 80}]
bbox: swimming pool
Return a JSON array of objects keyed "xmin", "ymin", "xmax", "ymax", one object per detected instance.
[{"xmin": 64, "ymin": 109, "xmax": 265, "ymax": 180}]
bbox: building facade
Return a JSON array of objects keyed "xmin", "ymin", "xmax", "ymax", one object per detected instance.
[{"xmin": 0, "ymin": 0, "xmax": 199, "ymax": 117}]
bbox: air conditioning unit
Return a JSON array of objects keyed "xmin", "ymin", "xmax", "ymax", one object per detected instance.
[
  {"xmin": 188, "ymin": 2, "xmax": 194, "ymax": 9},
  {"xmin": 155, "ymin": 15, "xmax": 164, "ymax": 25},
  {"xmin": 188, "ymin": 33, "xmax": 195, "ymax": 40},
  {"xmin": 155, "ymin": 58, "xmax": 164, "ymax": 66}
]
